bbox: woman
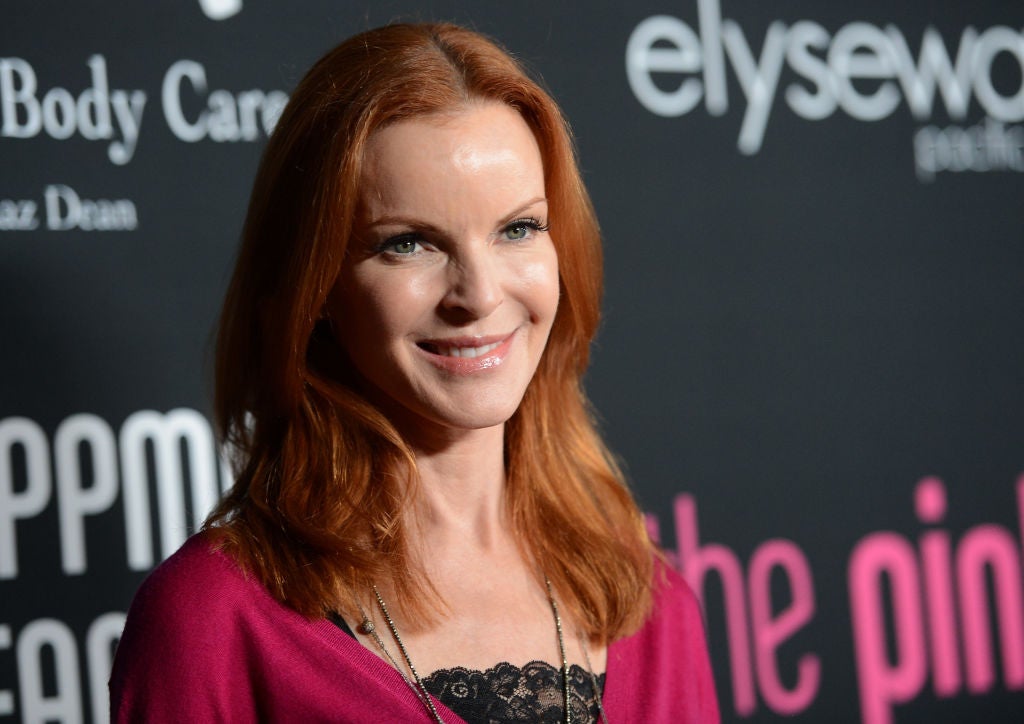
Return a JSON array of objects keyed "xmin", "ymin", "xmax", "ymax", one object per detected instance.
[{"xmin": 111, "ymin": 22, "xmax": 718, "ymax": 723}]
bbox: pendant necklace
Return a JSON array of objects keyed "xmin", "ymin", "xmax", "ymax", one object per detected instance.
[{"xmin": 356, "ymin": 579, "xmax": 610, "ymax": 724}]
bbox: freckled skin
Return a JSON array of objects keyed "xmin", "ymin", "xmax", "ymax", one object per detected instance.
[{"xmin": 331, "ymin": 103, "xmax": 560, "ymax": 445}]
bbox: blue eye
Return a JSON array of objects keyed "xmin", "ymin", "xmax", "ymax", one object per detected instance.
[
  {"xmin": 505, "ymin": 224, "xmax": 529, "ymax": 240},
  {"xmin": 379, "ymin": 235, "xmax": 421, "ymax": 255},
  {"xmin": 503, "ymin": 218, "xmax": 549, "ymax": 241},
  {"xmin": 391, "ymin": 239, "xmax": 419, "ymax": 253}
]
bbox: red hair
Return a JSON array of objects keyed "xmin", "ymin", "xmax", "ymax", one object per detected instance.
[{"xmin": 206, "ymin": 22, "xmax": 653, "ymax": 642}]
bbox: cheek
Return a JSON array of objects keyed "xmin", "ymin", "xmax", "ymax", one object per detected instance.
[
  {"xmin": 519, "ymin": 249, "xmax": 560, "ymax": 324},
  {"xmin": 338, "ymin": 269, "xmax": 439, "ymax": 345}
]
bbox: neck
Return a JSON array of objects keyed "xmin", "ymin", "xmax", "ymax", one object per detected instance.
[{"xmin": 404, "ymin": 422, "xmax": 510, "ymax": 552}]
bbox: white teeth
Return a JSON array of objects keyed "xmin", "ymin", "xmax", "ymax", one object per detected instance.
[{"xmin": 438, "ymin": 341, "xmax": 502, "ymax": 358}]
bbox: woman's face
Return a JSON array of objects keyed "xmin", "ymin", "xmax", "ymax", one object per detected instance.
[{"xmin": 331, "ymin": 102, "xmax": 559, "ymax": 438}]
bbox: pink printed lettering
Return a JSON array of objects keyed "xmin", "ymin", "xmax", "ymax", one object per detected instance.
[
  {"xmin": 655, "ymin": 494, "xmax": 819, "ymax": 716},
  {"xmin": 848, "ymin": 476, "xmax": 1024, "ymax": 724},
  {"xmin": 916, "ymin": 477, "xmax": 960, "ymax": 695},
  {"xmin": 957, "ymin": 524, "xmax": 1024, "ymax": 692},
  {"xmin": 749, "ymin": 540, "xmax": 820, "ymax": 714},
  {"xmin": 848, "ymin": 531, "xmax": 927, "ymax": 724}
]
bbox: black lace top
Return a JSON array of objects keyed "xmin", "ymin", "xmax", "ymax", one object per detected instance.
[
  {"xmin": 422, "ymin": 660, "xmax": 605, "ymax": 723},
  {"xmin": 331, "ymin": 614, "xmax": 606, "ymax": 723}
]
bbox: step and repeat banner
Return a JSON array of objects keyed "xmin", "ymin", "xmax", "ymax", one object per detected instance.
[{"xmin": 2, "ymin": 1, "xmax": 1022, "ymax": 722}]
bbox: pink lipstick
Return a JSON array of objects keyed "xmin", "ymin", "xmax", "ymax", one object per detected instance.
[{"xmin": 416, "ymin": 331, "xmax": 516, "ymax": 374}]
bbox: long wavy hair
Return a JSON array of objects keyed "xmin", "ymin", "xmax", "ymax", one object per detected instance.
[{"xmin": 205, "ymin": 22, "xmax": 654, "ymax": 642}]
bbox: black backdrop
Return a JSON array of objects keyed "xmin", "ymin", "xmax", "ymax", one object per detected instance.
[{"xmin": 2, "ymin": 2, "xmax": 1022, "ymax": 722}]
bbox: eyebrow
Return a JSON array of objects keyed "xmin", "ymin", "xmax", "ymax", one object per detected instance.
[{"xmin": 365, "ymin": 196, "xmax": 548, "ymax": 230}]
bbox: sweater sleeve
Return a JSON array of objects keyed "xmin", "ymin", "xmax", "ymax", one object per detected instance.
[
  {"xmin": 109, "ymin": 535, "xmax": 459, "ymax": 723},
  {"xmin": 604, "ymin": 560, "xmax": 721, "ymax": 722},
  {"xmin": 663, "ymin": 565, "xmax": 720, "ymax": 722},
  {"xmin": 109, "ymin": 536, "xmax": 261, "ymax": 723}
]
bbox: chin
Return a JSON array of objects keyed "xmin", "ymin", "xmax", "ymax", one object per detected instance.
[
  {"xmin": 436, "ymin": 406, "xmax": 521, "ymax": 432},
  {"xmin": 415, "ymin": 394, "xmax": 526, "ymax": 433}
]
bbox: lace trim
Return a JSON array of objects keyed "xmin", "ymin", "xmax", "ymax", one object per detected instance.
[{"xmin": 421, "ymin": 660, "xmax": 606, "ymax": 724}]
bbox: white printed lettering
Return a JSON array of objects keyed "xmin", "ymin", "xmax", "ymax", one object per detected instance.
[
  {"xmin": 108, "ymin": 88, "xmax": 146, "ymax": 165},
  {"xmin": 829, "ymin": 23, "xmax": 901, "ymax": 121},
  {"xmin": 887, "ymin": 26, "xmax": 974, "ymax": 121},
  {"xmin": 914, "ymin": 119, "xmax": 1024, "ymax": 181},
  {"xmin": 625, "ymin": 15, "xmax": 704, "ymax": 117},
  {"xmin": 784, "ymin": 21, "xmax": 836, "ymax": 120},
  {"xmin": 16, "ymin": 620, "xmax": 82, "ymax": 724},
  {"xmin": 0, "ymin": 409, "xmax": 231, "ymax": 580},
  {"xmin": 86, "ymin": 613, "xmax": 125, "ymax": 724},
  {"xmin": 162, "ymin": 59, "xmax": 287, "ymax": 142},
  {"xmin": 0, "ymin": 418, "xmax": 51, "ymax": 579},
  {"xmin": 626, "ymin": 6, "xmax": 1024, "ymax": 168},
  {"xmin": 0, "ymin": 199, "xmax": 39, "ymax": 230},
  {"xmin": 721, "ymin": 19, "xmax": 788, "ymax": 153},
  {"xmin": 55, "ymin": 414, "xmax": 119, "ymax": 575},
  {"xmin": 0, "ymin": 625, "xmax": 12, "ymax": 716},
  {"xmin": 0, "ymin": 55, "xmax": 145, "ymax": 164},
  {"xmin": 697, "ymin": 0, "xmax": 727, "ymax": 114},
  {"xmin": 120, "ymin": 408, "xmax": 224, "ymax": 570},
  {"xmin": 0, "ymin": 58, "xmax": 41, "ymax": 138},
  {"xmin": 44, "ymin": 184, "xmax": 138, "ymax": 231},
  {"xmin": 972, "ymin": 26, "xmax": 1024, "ymax": 121}
]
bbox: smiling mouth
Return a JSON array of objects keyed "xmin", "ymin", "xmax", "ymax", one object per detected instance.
[{"xmin": 417, "ymin": 340, "xmax": 504, "ymax": 358}]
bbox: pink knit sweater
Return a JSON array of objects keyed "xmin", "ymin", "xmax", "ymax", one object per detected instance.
[{"xmin": 110, "ymin": 534, "xmax": 719, "ymax": 722}]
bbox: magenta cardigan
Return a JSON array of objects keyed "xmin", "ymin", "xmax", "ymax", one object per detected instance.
[{"xmin": 110, "ymin": 534, "xmax": 719, "ymax": 723}]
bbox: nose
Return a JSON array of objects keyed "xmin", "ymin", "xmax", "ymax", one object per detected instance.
[{"xmin": 441, "ymin": 247, "xmax": 504, "ymax": 319}]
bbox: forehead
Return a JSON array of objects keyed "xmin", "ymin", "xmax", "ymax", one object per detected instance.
[{"xmin": 358, "ymin": 103, "xmax": 545, "ymax": 218}]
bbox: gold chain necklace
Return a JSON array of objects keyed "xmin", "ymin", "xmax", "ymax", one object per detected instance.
[{"xmin": 356, "ymin": 579, "xmax": 610, "ymax": 724}]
